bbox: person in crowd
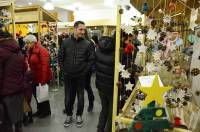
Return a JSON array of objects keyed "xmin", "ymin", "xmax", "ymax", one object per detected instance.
[
  {"xmin": 132, "ymin": 30, "xmax": 141, "ymax": 63},
  {"xmin": 84, "ymin": 31, "xmax": 96, "ymax": 112},
  {"xmin": 59, "ymin": 21, "xmax": 95, "ymax": 127},
  {"xmin": 0, "ymin": 30, "xmax": 27, "ymax": 132},
  {"xmin": 23, "ymin": 34, "xmax": 52, "ymax": 119},
  {"xmin": 96, "ymin": 35, "xmax": 115, "ymax": 132}
]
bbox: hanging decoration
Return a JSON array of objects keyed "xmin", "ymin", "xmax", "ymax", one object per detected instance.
[
  {"xmin": 168, "ymin": 1, "xmax": 176, "ymax": 12},
  {"xmin": 147, "ymin": 28, "xmax": 157, "ymax": 40},
  {"xmin": 121, "ymin": 24, "xmax": 133, "ymax": 34},
  {"xmin": 163, "ymin": 15, "xmax": 172, "ymax": 23},
  {"xmin": 187, "ymin": 34, "xmax": 196, "ymax": 44},
  {"xmin": 143, "ymin": 0, "xmax": 148, "ymax": 13},
  {"xmin": 120, "ymin": 70, "xmax": 130, "ymax": 79},
  {"xmin": 191, "ymin": 68, "xmax": 200, "ymax": 76},
  {"xmin": 152, "ymin": 51, "xmax": 162, "ymax": 61},
  {"xmin": 118, "ymin": 63, "xmax": 125, "ymax": 73},
  {"xmin": 138, "ymin": 45, "xmax": 147, "ymax": 53},
  {"xmin": 125, "ymin": 81, "xmax": 134, "ymax": 91},
  {"xmin": 146, "ymin": 62, "xmax": 155, "ymax": 73},
  {"xmin": 189, "ymin": 8, "xmax": 198, "ymax": 30},
  {"xmin": 175, "ymin": 38, "xmax": 183, "ymax": 46}
]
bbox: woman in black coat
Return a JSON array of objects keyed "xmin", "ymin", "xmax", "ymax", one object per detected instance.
[{"xmin": 96, "ymin": 36, "xmax": 115, "ymax": 132}]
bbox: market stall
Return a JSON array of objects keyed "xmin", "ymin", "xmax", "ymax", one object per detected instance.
[{"xmin": 112, "ymin": 0, "xmax": 200, "ymax": 131}]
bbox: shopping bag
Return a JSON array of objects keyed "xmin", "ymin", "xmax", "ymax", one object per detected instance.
[
  {"xmin": 36, "ymin": 84, "xmax": 49, "ymax": 103},
  {"xmin": 23, "ymin": 98, "xmax": 31, "ymax": 113}
]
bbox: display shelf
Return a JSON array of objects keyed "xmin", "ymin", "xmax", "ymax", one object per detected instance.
[{"xmin": 0, "ymin": 1, "xmax": 15, "ymax": 38}]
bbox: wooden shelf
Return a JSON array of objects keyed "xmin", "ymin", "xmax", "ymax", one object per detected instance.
[{"xmin": 0, "ymin": 16, "xmax": 12, "ymax": 19}]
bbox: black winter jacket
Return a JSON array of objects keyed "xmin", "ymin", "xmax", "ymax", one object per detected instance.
[
  {"xmin": 96, "ymin": 36, "xmax": 115, "ymax": 95},
  {"xmin": 59, "ymin": 35, "xmax": 95, "ymax": 76}
]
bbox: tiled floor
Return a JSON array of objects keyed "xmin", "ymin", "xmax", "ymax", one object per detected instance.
[{"xmin": 24, "ymin": 74, "xmax": 101, "ymax": 132}]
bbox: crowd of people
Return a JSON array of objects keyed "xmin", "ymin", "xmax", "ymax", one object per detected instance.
[{"xmin": 0, "ymin": 20, "xmax": 141, "ymax": 132}]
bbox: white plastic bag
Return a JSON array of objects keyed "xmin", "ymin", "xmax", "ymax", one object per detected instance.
[{"xmin": 36, "ymin": 84, "xmax": 49, "ymax": 103}]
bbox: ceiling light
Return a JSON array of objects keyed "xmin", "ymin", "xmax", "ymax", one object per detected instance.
[
  {"xmin": 43, "ymin": 0, "xmax": 54, "ymax": 10},
  {"xmin": 28, "ymin": 2, "xmax": 32, "ymax": 5}
]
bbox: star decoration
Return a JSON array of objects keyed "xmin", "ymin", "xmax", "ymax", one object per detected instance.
[
  {"xmin": 118, "ymin": 63, "xmax": 125, "ymax": 73},
  {"xmin": 138, "ymin": 45, "xmax": 147, "ymax": 53},
  {"xmin": 125, "ymin": 81, "xmax": 134, "ymax": 91},
  {"xmin": 147, "ymin": 29, "xmax": 157, "ymax": 40},
  {"xmin": 152, "ymin": 51, "xmax": 162, "ymax": 61},
  {"xmin": 140, "ymin": 75, "xmax": 172, "ymax": 106},
  {"xmin": 146, "ymin": 62, "xmax": 155, "ymax": 73},
  {"xmin": 120, "ymin": 70, "xmax": 130, "ymax": 79},
  {"xmin": 163, "ymin": 15, "xmax": 172, "ymax": 23}
]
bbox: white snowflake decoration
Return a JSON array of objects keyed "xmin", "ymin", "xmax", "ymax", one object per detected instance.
[
  {"xmin": 147, "ymin": 29, "xmax": 157, "ymax": 40},
  {"xmin": 163, "ymin": 15, "xmax": 172, "ymax": 23},
  {"xmin": 118, "ymin": 63, "xmax": 125, "ymax": 73},
  {"xmin": 152, "ymin": 51, "xmax": 162, "ymax": 61},
  {"xmin": 123, "ymin": 25, "xmax": 133, "ymax": 34},
  {"xmin": 125, "ymin": 81, "xmax": 134, "ymax": 91},
  {"xmin": 120, "ymin": 70, "xmax": 130, "ymax": 79},
  {"xmin": 146, "ymin": 62, "xmax": 155, "ymax": 73},
  {"xmin": 138, "ymin": 45, "xmax": 147, "ymax": 53}
]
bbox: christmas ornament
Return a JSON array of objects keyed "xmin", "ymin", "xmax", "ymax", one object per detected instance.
[
  {"xmin": 146, "ymin": 62, "xmax": 155, "ymax": 73},
  {"xmin": 175, "ymin": 38, "xmax": 183, "ymax": 46},
  {"xmin": 120, "ymin": 70, "xmax": 130, "ymax": 79},
  {"xmin": 140, "ymin": 75, "xmax": 172, "ymax": 106},
  {"xmin": 126, "ymin": 81, "xmax": 134, "ymax": 91},
  {"xmin": 189, "ymin": 8, "xmax": 198, "ymax": 30},
  {"xmin": 152, "ymin": 51, "xmax": 161, "ymax": 61},
  {"xmin": 143, "ymin": 1, "xmax": 148, "ymax": 13},
  {"xmin": 158, "ymin": 9, "xmax": 163, "ymax": 14},
  {"xmin": 163, "ymin": 15, "xmax": 172, "ymax": 24},
  {"xmin": 138, "ymin": 45, "xmax": 147, "ymax": 53},
  {"xmin": 122, "ymin": 25, "xmax": 133, "ymax": 34},
  {"xmin": 191, "ymin": 68, "xmax": 200, "ymax": 76},
  {"xmin": 147, "ymin": 29, "xmax": 157, "ymax": 40},
  {"xmin": 118, "ymin": 63, "xmax": 125, "ymax": 73},
  {"xmin": 168, "ymin": 1, "xmax": 176, "ymax": 12},
  {"xmin": 187, "ymin": 34, "xmax": 196, "ymax": 43}
]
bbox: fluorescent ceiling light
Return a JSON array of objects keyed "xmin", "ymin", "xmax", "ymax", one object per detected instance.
[
  {"xmin": 28, "ymin": 2, "xmax": 32, "ymax": 5},
  {"xmin": 43, "ymin": 0, "xmax": 54, "ymax": 10}
]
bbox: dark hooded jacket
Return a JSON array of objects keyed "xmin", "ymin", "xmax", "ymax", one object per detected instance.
[
  {"xmin": 0, "ymin": 39, "xmax": 27, "ymax": 96},
  {"xmin": 95, "ymin": 36, "xmax": 115, "ymax": 95},
  {"xmin": 59, "ymin": 35, "xmax": 95, "ymax": 76}
]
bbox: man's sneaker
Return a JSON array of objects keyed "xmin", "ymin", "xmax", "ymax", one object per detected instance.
[
  {"xmin": 64, "ymin": 116, "xmax": 72, "ymax": 127},
  {"xmin": 76, "ymin": 116, "xmax": 83, "ymax": 127}
]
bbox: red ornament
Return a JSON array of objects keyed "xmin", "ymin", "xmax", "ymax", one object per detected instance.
[
  {"xmin": 135, "ymin": 122, "xmax": 142, "ymax": 129},
  {"xmin": 124, "ymin": 43, "xmax": 134, "ymax": 55},
  {"xmin": 168, "ymin": 2, "xmax": 175, "ymax": 12},
  {"xmin": 174, "ymin": 117, "xmax": 182, "ymax": 126}
]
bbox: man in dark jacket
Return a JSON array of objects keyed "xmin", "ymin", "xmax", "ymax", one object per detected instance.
[
  {"xmin": 96, "ymin": 36, "xmax": 115, "ymax": 132},
  {"xmin": 59, "ymin": 21, "xmax": 95, "ymax": 127}
]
